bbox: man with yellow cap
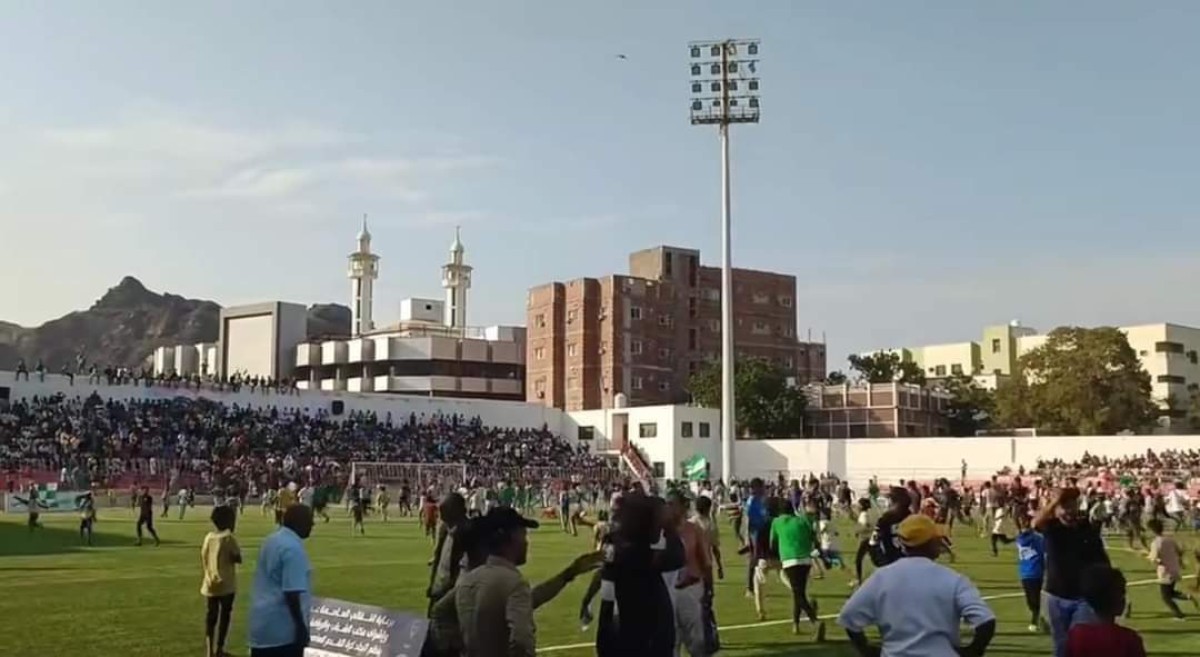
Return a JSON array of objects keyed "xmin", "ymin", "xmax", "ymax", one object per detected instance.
[{"xmin": 837, "ymin": 514, "xmax": 997, "ymax": 657}]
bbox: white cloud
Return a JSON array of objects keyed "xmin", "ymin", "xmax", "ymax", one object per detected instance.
[{"xmin": 0, "ymin": 104, "xmax": 496, "ymax": 226}]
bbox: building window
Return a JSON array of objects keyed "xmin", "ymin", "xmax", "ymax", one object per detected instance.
[
  {"xmin": 1190, "ymin": 351, "xmax": 1198, "ymax": 364},
  {"xmin": 778, "ymin": 295, "xmax": 793, "ymax": 308},
  {"xmin": 1157, "ymin": 374, "xmax": 1187, "ymax": 384},
  {"xmin": 753, "ymin": 292, "xmax": 770, "ymax": 304},
  {"xmin": 991, "ymin": 338, "xmax": 1001, "ymax": 354},
  {"xmin": 567, "ymin": 309, "xmax": 577, "ymax": 323},
  {"xmin": 782, "ymin": 325, "xmax": 794, "ymax": 338},
  {"xmin": 658, "ymin": 347, "xmax": 671, "ymax": 359},
  {"xmin": 578, "ymin": 426, "xmax": 595, "ymax": 441},
  {"xmin": 535, "ymin": 314, "xmax": 546, "ymax": 328},
  {"xmin": 633, "ymin": 376, "xmax": 644, "ymax": 390},
  {"xmin": 652, "ymin": 461, "xmax": 665, "ymax": 478},
  {"xmin": 699, "ymin": 422, "xmax": 711, "ymax": 438},
  {"xmin": 630, "ymin": 306, "xmax": 642, "ymax": 320},
  {"xmin": 639, "ymin": 422, "xmax": 658, "ymax": 438},
  {"xmin": 785, "ymin": 357, "xmax": 795, "ymax": 369},
  {"xmin": 681, "ymin": 421, "xmax": 694, "ymax": 438},
  {"xmin": 708, "ymin": 319, "xmax": 720, "ymax": 332},
  {"xmin": 688, "ymin": 297, "xmax": 698, "ymax": 319},
  {"xmin": 658, "ymin": 315, "xmax": 672, "ymax": 327},
  {"xmin": 1156, "ymin": 341, "xmax": 1185, "ymax": 354},
  {"xmin": 534, "ymin": 379, "xmax": 546, "ymax": 393},
  {"xmin": 934, "ymin": 365, "xmax": 947, "ymax": 377},
  {"xmin": 703, "ymin": 288, "xmax": 719, "ymax": 301},
  {"xmin": 534, "ymin": 347, "xmax": 545, "ymax": 360},
  {"xmin": 631, "ymin": 340, "xmax": 643, "ymax": 355},
  {"xmin": 951, "ymin": 363, "xmax": 963, "ymax": 375},
  {"xmin": 658, "ymin": 381, "xmax": 670, "ymax": 391},
  {"xmin": 752, "ymin": 321, "xmax": 770, "ymax": 335},
  {"xmin": 689, "ymin": 328, "xmax": 698, "ymax": 350}
]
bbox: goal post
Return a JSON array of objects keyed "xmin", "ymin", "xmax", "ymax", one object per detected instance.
[{"xmin": 349, "ymin": 462, "xmax": 468, "ymax": 494}]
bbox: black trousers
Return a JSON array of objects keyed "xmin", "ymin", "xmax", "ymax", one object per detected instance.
[
  {"xmin": 1160, "ymin": 582, "xmax": 1189, "ymax": 619},
  {"xmin": 1021, "ymin": 578, "xmax": 1042, "ymax": 624},
  {"xmin": 205, "ymin": 593, "xmax": 235, "ymax": 647},
  {"xmin": 782, "ymin": 564, "xmax": 819, "ymax": 625}
]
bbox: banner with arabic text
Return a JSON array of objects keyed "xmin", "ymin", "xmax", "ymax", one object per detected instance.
[{"xmin": 305, "ymin": 597, "xmax": 428, "ymax": 657}]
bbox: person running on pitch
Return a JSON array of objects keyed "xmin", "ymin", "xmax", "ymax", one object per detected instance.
[{"xmin": 769, "ymin": 501, "xmax": 825, "ymax": 641}]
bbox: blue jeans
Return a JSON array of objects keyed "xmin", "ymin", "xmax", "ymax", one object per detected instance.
[{"xmin": 1045, "ymin": 593, "xmax": 1098, "ymax": 657}]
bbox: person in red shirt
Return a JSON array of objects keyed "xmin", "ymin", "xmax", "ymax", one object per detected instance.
[{"xmin": 1065, "ymin": 565, "xmax": 1147, "ymax": 657}]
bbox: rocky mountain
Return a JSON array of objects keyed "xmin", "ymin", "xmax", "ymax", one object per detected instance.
[{"xmin": 0, "ymin": 277, "xmax": 351, "ymax": 371}]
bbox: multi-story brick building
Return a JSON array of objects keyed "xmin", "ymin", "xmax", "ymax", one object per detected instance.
[{"xmin": 526, "ymin": 245, "xmax": 826, "ymax": 411}]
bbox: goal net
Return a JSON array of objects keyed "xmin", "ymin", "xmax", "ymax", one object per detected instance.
[{"xmin": 349, "ymin": 462, "xmax": 468, "ymax": 495}]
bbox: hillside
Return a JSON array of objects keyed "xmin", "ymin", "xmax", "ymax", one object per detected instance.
[{"xmin": 0, "ymin": 277, "xmax": 350, "ymax": 370}]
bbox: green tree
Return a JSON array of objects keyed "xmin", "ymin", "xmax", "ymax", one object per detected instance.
[
  {"xmin": 687, "ymin": 358, "xmax": 807, "ymax": 438},
  {"xmin": 937, "ymin": 373, "xmax": 995, "ymax": 436},
  {"xmin": 847, "ymin": 352, "xmax": 926, "ymax": 385},
  {"xmin": 824, "ymin": 370, "xmax": 848, "ymax": 385},
  {"xmin": 993, "ymin": 326, "xmax": 1157, "ymax": 435}
]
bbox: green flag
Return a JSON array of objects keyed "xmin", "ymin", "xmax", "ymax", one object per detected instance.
[{"xmin": 682, "ymin": 455, "xmax": 708, "ymax": 481}]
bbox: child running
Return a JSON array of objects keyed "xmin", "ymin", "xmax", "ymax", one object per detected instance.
[
  {"xmin": 1146, "ymin": 518, "xmax": 1197, "ymax": 620},
  {"xmin": 1014, "ymin": 514, "xmax": 1046, "ymax": 632}
]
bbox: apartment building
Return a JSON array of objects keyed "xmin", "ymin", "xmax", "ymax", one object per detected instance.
[
  {"xmin": 805, "ymin": 382, "xmax": 952, "ymax": 438},
  {"xmin": 868, "ymin": 321, "xmax": 1200, "ymax": 417},
  {"xmin": 526, "ymin": 245, "xmax": 826, "ymax": 411}
]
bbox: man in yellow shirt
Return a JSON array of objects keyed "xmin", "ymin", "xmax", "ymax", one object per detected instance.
[
  {"xmin": 275, "ymin": 483, "xmax": 297, "ymax": 526},
  {"xmin": 201, "ymin": 505, "xmax": 242, "ymax": 657}
]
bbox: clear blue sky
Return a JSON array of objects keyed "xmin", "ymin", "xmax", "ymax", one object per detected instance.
[{"xmin": 2, "ymin": 2, "xmax": 1198, "ymax": 368}]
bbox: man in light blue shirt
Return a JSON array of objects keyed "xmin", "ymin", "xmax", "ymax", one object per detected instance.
[
  {"xmin": 743, "ymin": 478, "xmax": 768, "ymax": 596},
  {"xmin": 838, "ymin": 515, "xmax": 996, "ymax": 657},
  {"xmin": 249, "ymin": 505, "xmax": 314, "ymax": 657}
]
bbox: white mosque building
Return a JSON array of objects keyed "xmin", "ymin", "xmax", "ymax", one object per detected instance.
[{"xmin": 153, "ymin": 222, "xmax": 526, "ymax": 401}]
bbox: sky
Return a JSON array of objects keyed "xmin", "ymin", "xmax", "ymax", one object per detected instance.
[{"xmin": 2, "ymin": 2, "xmax": 1199, "ymax": 369}]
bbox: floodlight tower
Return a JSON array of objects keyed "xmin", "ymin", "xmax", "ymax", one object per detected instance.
[{"xmin": 689, "ymin": 39, "xmax": 760, "ymax": 485}]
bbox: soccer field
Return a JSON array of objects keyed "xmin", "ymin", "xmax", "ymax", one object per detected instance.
[{"xmin": 1, "ymin": 508, "xmax": 1196, "ymax": 656}]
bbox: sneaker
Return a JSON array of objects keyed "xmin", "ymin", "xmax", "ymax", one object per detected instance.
[
  {"xmin": 791, "ymin": 622, "xmax": 800, "ymax": 635},
  {"xmin": 814, "ymin": 621, "xmax": 826, "ymax": 642},
  {"xmin": 1027, "ymin": 624, "xmax": 1039, "ymax": 633},
  {"xmin": 1172, "ymin": 616, "xmax": 1187, "ymax": 622}
]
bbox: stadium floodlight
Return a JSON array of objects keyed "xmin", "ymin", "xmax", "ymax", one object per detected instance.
[{"xmin": 689, "ymin": 38, "xmax": 759, "ymax": 485}]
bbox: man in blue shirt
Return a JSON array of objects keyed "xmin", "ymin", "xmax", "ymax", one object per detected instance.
[
  {"xmin": 743, "ymin": 478, "xmax": 768, "ymax": 596},
  {"xmin": 1015, "ymin": 514, "xmax": 1046, "ymax": 633},
  {"xmin": 249, "ymin": 505, "xmax": 314, "ymax": 656}
]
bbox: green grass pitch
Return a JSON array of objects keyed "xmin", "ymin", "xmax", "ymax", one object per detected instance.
[{"xmin": 1, "ymin": 508, "xmax": 1197, "ymax": 656}]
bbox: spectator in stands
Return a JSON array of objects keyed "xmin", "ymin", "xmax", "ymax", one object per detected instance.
[
  {"xmin": 1035, "ymin": 486, "xmax": 1111, "ymax": 657},
  {"xmin": 249, "ymin": 505, "xmax": 313, "ymax": 657}
]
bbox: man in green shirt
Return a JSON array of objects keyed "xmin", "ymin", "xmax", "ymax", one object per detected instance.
[{"xmin": 770, "ymin": 501, "xmax": 825, "ymax": 641}]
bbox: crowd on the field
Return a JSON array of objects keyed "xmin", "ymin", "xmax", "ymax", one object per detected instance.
[{"xmin": 0, "ymin": 392, "xmax": 610, "ymax": 491}]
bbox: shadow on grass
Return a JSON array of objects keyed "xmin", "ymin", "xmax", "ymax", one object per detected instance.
[{"xmin": 0, "ymin": 518, "xmax": 182, "ymax": 556}]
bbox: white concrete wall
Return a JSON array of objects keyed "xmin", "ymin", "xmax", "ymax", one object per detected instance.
[
  {"xmin": 561, "ymin": 405, "xmax": 721, "ymax": 479},
  {"xmin": 734, "ymin": 435, "xmax": 1200, "ymax": 490}
]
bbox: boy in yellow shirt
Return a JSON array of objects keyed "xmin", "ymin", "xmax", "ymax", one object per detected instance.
[{"xmin": 201, "ymin": 505, "xmax": 241, "ymax": 657}]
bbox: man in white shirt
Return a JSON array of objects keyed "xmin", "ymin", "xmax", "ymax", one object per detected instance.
[
  {"xmin": 1165, "ymin": 482, "xmax": 1190, "ymax": 531},
  {"xmin": 838, "ymin": 514, "xmax": 996, "ymax": 657}
]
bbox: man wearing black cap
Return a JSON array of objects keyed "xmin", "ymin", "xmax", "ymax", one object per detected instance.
[{"xmin": 454, "ymin": 507, "xmax": 600, "ymax": 657}]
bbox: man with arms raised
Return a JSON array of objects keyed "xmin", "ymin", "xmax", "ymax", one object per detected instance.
[{"xmin": 1035, "ymin": 485, "xmax": 1111, "ymax": 657}]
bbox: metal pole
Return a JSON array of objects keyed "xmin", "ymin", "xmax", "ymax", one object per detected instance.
[
  {"xmin": 719, "ymin": 41, "xmax": 736, "ymax": 485},
  {"xmin": 719, "ymin": 122, "xmax": 735, "ymax": 484}
]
